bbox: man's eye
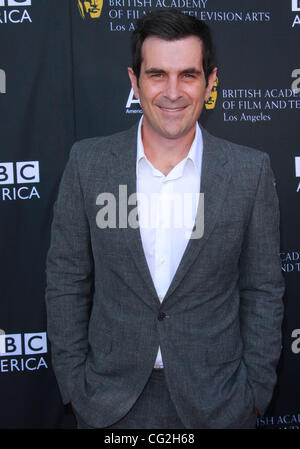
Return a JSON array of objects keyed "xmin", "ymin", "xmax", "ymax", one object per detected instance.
[{"xmin": 183, "ymin": 73, "xmax": 195, "ymax": 79}]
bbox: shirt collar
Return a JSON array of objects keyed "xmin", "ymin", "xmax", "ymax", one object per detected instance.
[{"xmin": 136, "ymin": 115, "xmax": 203, "ymax": 177}]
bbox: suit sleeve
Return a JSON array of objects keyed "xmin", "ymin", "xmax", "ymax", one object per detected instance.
[
  {"xmin": 238, "ymin": 153, "xmax": 285, "ymax": 416},
  {"xmin": 45, "ymin": 143, "xmax": 93, "ymax": 404}
]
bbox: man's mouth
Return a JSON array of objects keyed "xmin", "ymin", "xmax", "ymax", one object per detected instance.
[{"xmin": 158, "ymin": 106, "xmax": 186, "ymax": 112}]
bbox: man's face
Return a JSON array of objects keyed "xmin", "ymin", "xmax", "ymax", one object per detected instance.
[{"xmin": 128, "ymin": 36, "xmax": 217, "ymax": 143}]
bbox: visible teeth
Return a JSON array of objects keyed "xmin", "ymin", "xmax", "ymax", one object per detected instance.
[{"xmin": 161, "ymin": 107, "xmax": 184, "ymax": 112}]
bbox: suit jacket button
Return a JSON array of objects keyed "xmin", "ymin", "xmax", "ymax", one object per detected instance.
[{"xmin": 158, "ymin": 312, "xmax": 167, "ymax": 321}]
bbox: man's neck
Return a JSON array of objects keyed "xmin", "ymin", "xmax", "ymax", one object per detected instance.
[{"xmin": 141, "ymin": 124, "xmax": 196, "ymax": 176}]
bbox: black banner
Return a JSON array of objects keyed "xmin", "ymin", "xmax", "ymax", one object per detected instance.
[{"xmin": 0, "ymin": 0, "xmax": 299, "ymax": 429}]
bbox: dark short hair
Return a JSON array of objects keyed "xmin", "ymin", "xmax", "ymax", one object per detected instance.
[{"xmin": 131, "ymin": 9, "xmax": 215, "ymax": 85}]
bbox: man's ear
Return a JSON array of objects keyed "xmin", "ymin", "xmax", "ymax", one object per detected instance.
[
  {"xmin": 128, "ymin": 67, "xmax": 140, "ymax": 100},
  {"xmin": 205, "ymin": 67, "xmax": 218, "ymax": 101}
]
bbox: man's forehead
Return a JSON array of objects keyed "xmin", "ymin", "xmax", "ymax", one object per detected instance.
[
  {"xmin": 141, "ymin": 35, "xmax": 203, "ymax": 51},
  {"xmin": 140, "ymin": 36, "xmax": 204, "ymax": 70}
]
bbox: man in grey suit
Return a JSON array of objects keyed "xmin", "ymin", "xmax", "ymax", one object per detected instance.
[{"xmin": 46, "ymin": 9, "xmax": 284, "ymax": 429}]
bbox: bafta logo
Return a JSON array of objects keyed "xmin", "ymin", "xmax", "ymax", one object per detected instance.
[
  {"xmin": 78, "ymin": 0, "xmax": 103, "ymax": 19},
  {"xmin": 205, "ymin": 76, "xmax": 218, "ymax": 110}
]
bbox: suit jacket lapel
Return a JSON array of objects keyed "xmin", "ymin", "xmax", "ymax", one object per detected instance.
[
  {"xmin": 110, "ymin": 124, "xmax": 161, "ymax": 307},
  {"xmin": 162, "ymin": 126, "xmax": 233, "ymax": 304}
]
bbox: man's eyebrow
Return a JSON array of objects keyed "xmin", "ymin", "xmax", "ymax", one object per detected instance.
[
  {"xmin": 144, "ymin": 67, "xmax": 202, "ymax": 74},
  {"xmin": 144, "ymin": 68, "xmax": 166, "ymax": 74},
  {"xmin": 181, "ymin": 68, "xmax": 202, "ymax": 74}
]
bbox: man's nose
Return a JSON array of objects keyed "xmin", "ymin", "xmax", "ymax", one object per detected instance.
[{"xmin": 164, "ymin": 77, "xmax": 182, "ymax": 102}]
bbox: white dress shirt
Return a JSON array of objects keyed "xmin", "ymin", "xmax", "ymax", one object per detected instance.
[{"xmin": 136, "ymin": 117, "xmax": 203, "ymax": 367}]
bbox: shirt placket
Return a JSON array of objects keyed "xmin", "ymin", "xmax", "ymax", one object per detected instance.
[{"xmin": 154, "ymin": 178, "xmax": 173, "ymax": 303}]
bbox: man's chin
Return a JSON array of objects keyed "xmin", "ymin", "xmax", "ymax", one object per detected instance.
[
  {"xmin": 142, "ymin": 118, "xmax": 195, "ymax": 142},
  {"xmin": 157, "ymin": 125, "xmax": 195, "ymax": 141}
]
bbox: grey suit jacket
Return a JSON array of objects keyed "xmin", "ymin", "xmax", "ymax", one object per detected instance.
[{"xmin": 45, "ymin": 123, "xmax": 284, "ymax": 429}]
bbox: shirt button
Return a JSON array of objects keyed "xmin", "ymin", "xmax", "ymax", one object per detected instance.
[{"xmin": 158, "ymin": 312, "xmax": 167, "ymax": 321}]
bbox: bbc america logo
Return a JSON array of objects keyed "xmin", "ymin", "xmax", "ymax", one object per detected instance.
[
  {"xmin": 0, "ymin": 0, "xmax": 31, "ymax": 5},
  {"xmin": 292, "ymin": 0, "xmax": 300, "ymax": 11},
  {"xmin": 0, "ymin": 161, "xmax": 40, "ymax": 200},
  {"xmin": 0, "ymin": 332, "xmax": 48, "ymax": 373},
  {"xmin": 292, "ymin": 0, "xmax": 300, "ymax": 27},
  {"xmin": 0, "ymin": 332, "xmax": 47, "ymax": 356},
  {"xmin": 0, "ymin": 0, "xmax": 32, "ymax": 24}
]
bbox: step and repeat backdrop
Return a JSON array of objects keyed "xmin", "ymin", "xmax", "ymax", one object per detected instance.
[{"xmin": 0, "ymin": 0, "xmax": 299, "ymax": 429}]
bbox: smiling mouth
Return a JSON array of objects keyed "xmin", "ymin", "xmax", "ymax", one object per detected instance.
[{"xmin": 159, "ymin": 106, "xmax": 186, "ymax": 112}]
